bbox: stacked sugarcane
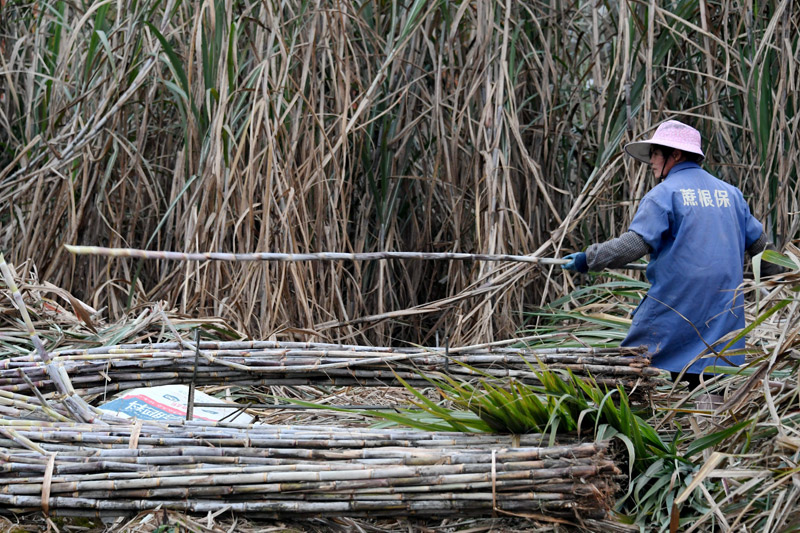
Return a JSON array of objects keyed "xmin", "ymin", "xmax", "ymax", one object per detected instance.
[
  {"xmin": 0, "ymin": 340, "xmax": 661, "ymax": 398},
  {"xmin": 0, "ymin": 419, "xmax": 621, "ymax": 520},
  {"xmin": 0, "ymin": 256, "xmax": 627, "ymax": 524}
]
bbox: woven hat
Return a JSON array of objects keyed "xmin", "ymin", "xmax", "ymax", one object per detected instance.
[{"xmin": 624, "ymin": 120, "xmax": 705, "ymax": 163}]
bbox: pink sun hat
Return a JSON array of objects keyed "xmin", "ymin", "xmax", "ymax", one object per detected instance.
[{"xmin": 624, "ymin": 120, "xmax": 705, "ymax": 163}]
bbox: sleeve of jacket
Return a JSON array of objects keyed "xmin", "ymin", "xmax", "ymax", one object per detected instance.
[
  {"xmin": 585, "ymin": 231, "xmax": 651, "ymax": 271},
  {"xmin": 746, "ymin": 231, "xmax": 785, "ymax": 276}
]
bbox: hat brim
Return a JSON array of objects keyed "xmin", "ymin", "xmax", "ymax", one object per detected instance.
[
  {"xmin": 624, "ymin": 140, "xmax": 706, "ymax": 163},
  {"xmin": 624, "ymin": 141, "xmax": 654, "ymax": 163}
]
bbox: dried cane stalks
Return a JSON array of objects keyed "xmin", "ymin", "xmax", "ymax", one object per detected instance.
[
  {"xmin": 0, "ymin": 420, "xmax": 621, "ymax": 520},
  {"xmin": 0, "ymin": 340, "xmax": 660, "ymax": 399}
]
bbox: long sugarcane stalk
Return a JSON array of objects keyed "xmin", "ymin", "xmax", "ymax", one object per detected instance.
[{"xmin": 65, "ymin": 245, "xmax": 648, "ymax": 270}]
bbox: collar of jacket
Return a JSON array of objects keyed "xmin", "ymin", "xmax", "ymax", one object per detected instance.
[{"xmin": 665, "ymin": 160, "xmax": 701, "ymax": 178}]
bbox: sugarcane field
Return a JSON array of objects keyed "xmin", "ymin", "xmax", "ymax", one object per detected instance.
[{"xmin": 2, "ymin": 1, "xmax": 800, "ymax": 532}]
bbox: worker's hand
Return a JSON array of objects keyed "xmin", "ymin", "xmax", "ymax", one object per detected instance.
[{"xmin": 562, "ymin": 252, "xmax": 589, "ymax": 273}]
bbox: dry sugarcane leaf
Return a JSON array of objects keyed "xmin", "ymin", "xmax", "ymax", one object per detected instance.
[
  {"xmin": 62, "ymin": 292, "xmax": 98, "ymax": 333},
  {"xmin": 670, "ymin": 503, "xmax": 680, "ymax": 533},
  {"xmin": 31, "ymin": 281, "xmax": 99, "ymax": 333}
]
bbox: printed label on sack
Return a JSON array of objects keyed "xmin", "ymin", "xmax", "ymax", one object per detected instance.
[{"xmin": 98, "ymin": 385, "xmax": 253, "ymax": 424}]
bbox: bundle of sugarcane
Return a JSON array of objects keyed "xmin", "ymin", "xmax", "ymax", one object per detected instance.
[
  {"xmin": 0, "ymin": 420, "xmax": 621, "ymax": 520},
  {"xmin": 0, "ymin": 340, "xmax": 660, "ymax": 397}
]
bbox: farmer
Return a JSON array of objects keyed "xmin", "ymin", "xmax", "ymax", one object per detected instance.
[{"xmin": 562, "ymin": 120, "xmax": 780, "ymax": 386}]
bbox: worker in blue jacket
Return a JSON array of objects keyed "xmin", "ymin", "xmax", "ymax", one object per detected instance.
[{"xmin": 562, "ymin": 120, "xmax": 780, "ymax": 386}]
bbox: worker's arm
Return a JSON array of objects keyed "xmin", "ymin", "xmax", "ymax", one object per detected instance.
[
  {"xmin": 746, "ymin": 232, "xmax": 785, "ymax": 277},
  {"xmin": 586, "ymin": 231, "xmax": 651, "ymax": 271},
  {"xmin": 563, "ymin": 231, "xmax": 650, "ymax": 273}
]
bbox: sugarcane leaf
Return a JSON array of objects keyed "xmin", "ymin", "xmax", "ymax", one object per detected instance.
[
  {"xmin": 600, "ymin": 423, "xmax": 637, "ymax": 480},
  {"xmin": 720, "ymin": 298, "xmax": 791, "ymax": 351},
  {"xmin": 85, "ymin": 1, "xmax": 112, "ymax": 82},
  {"xmin": 638, "ymin": 472, "xmax": 674, "ymax": 509},
  {"xmin": 398, "ymin": 0, "xmax": 428, "ymax": 42},
  {"xmin": 145, "ymin": 21, "xmax": 189, "ymax": 97},
  {"xmin": 761, "ymin": 249, "xmax": 799, "ymax": 270},
  {"xmin": 392, "ymin": 371, "xmax": 449, "ymax": 413},
  {"xmin": 443, "ymin": 355, "xmax": 508, "ymax": 380},
  {"xmin": 275, "ymin": 396, "xmax": 488, "ymax": 433},
  {"xmin": 685, "ymin": 419, "xmax": 751, "ymax": 458},
  {"xmin": 634, "ymin": 458, "xmax": 668, "ymax": 502},
  {"xmin": 596, "ymin": 388, "xmax": 621, "ymax": 430},
  {"xmin": 548, "ymin": 393, "xmax": 577, "ymax": 432}
]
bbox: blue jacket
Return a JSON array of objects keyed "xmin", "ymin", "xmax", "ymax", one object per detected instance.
[{"xmin": 621, "ymin": 162, "xmax": 763, "ymax": 374}]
